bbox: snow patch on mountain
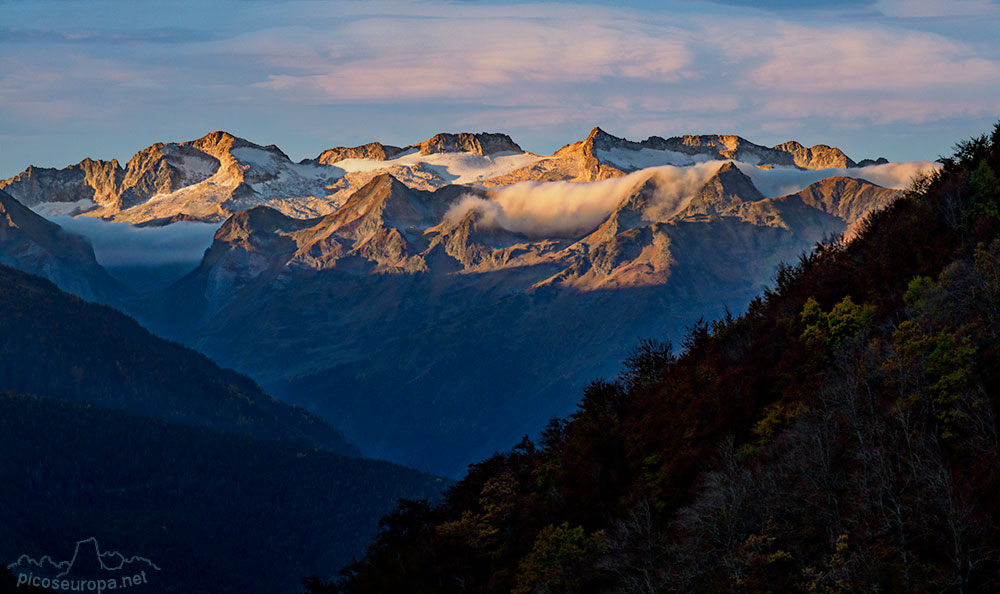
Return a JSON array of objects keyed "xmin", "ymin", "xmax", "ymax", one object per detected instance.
[
  {"xmin": 29, "ymin": 198, "xmax": 98, "ymax": 218},
  {"xmin": 334, "ymin": 150, "xmax": 543, "ymax": 185},
  {"xmin": 593, "ymin": 146, "xmax": 712, "ymax": 170},
  {"xmin": 166, "ymin": 146, "xmax": 218, "ymax": 185}
]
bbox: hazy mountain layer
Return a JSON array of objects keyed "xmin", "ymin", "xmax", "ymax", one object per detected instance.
[
  {"xmin": 137, "ymin": 163, "xmax": 899, "ymax": 476},
  {"xmin": 0, "ymin": 263, "xmax": 358, "ymax": 456}
]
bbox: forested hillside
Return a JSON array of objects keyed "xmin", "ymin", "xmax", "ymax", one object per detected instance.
[
  {"xmin": 309, "ymin": 125, "xmax": 1000, "ymax": 593},
  {"xmin": 0, "ymin": 264, "xmax": 357, "ymax": 456},
  {"xmin": 0, "ymin": 393, "xmax": 445, "ymax": 594}
]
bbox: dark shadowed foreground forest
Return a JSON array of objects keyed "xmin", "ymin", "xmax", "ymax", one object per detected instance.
[{"xmin": 307, "ymin": 125, "xmax": 1000, "ymax": 593}]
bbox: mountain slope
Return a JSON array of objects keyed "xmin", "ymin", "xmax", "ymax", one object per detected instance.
[
  {"xmin": 314, "ymin": 125, "xmax": 1000, "ymax": 594},
  {"xmin": 0, "ymin": 392, "xmax": 445, "ymax": 594},
  {"xmin": 138, "ymin": 164, "xmax": 896, "ymax": 477},
  {"xmin": 0, "ymin": 263, "xmax": 358, "ymax": 456},
  {"xmin": 0, "ymin": 189, "xmax": 125, "ymax": 304}
]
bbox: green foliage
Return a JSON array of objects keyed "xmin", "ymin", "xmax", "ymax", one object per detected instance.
[
  {"xmin": 888, "ymin": 322, "xmax": 977, "ymax": 439},
  {"xmin": 970, "ymin": 160, "xmax": 1000, "ymax": 220},
  {"xmin": 512, "ymin": 523, "xmax": 603, "ymax": 594},
  {"xmin": 437, "ymin": 473, "xmax": 518, "ymax": 556},
  {"xmin": 800, "ymin": 295, "xmax": 874, "ymax": 348},
  {"xmin": 750, "ymin": 401, "xmax": 807, "ymax": 446}
]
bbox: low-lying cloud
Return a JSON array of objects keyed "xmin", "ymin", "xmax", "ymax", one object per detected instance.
[
  {"xmin": 50, "ymin": 215, "xmax": 219, "ymax": 268},
  {"xmin": 737, "ymin": 160, "xmax": 940, "ymax": 197},
  {"xmin": 447, "ymin": 160, "xmax": 940, "ymax": 237},
  {"xmin": 447, "ymin": 171, "xmax": 651, "ymax": 237},
  {"xmin": 446, "ymin": 162, "xmax": 724, "ymax": 237}
]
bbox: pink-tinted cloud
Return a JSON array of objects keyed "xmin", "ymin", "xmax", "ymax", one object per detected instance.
[
  {"xmin": 245, "ymin": 11, "xmax": 693, "ymax": 102},
  {"xmin": 733, "ymin": 23, "xmax": 998, "ymax": 92}
]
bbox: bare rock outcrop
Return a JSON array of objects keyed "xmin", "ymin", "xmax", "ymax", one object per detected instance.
[
  {"xmin": 312, "ymin": 142, "xmax": 406, "ymax": 165},
  {"xmin": 414, "ymin": 132, "xmax": 522, "ymax": 156}
]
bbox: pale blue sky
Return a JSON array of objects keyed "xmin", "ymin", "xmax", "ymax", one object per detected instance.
[{"xmin": 2, "ymin": 0, "xmax": 999, "ymax": 177}]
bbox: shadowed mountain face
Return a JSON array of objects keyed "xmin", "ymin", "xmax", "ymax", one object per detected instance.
[
  {"xmin": 0, "ymin": 189, "xmax": 126, "ymax": 304},
  {"xmin": 0, "ymin": 262, "xmax": 453, "ymax": 593},
  {"xmin": 0, "ymin": 392, "xmax": 445, "ymax": 594},
  {"xmin": 0, "ymin": 263, "xmax": 358, "ymax": 456},
  {"xmin": 134, "ymin": 163, "xmax": 899, "ymax": 477}
]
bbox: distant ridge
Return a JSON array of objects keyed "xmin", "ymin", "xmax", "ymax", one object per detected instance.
[{"xmin": 2, "ymin": 128, "xmax": 886, "ymax": 226}]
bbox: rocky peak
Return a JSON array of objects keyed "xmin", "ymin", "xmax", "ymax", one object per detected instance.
[
  {"xmin": 682, "ymin": 162, "xmax": 764, "ymax": 217},
  {"xmin": 0, "ymin": 158, "xmax": 123, "ymax": 207},
  {"xmin": 313, "ymin": 142, "xmax": 406, "ymax": 165},
  {"xmin": 857, "ymin": 157, "xmax": 890, "ymax": 167},
  {"xmin": 582, "ymin": 127, "xmax": 643, "ymax": 154},
  {"xmin": 327, "ymin": 173, "xmax": 412, "ymax": 226},
  {"xmin": 687, "ymin": 134, "xmax": 741, "ymax": 152},
  {"xmin": 577, "ymin": 129, "xmax": 858, "ymax": 173},
  {"xmin": 773, "ymin": 141, "xmax": 857, "ymax": 169},
  {"xmin": 119, "ymin": 143, "xmax": 221, "ymax": 209},
  {"xmin": 783, "ymin": 176, "xmax": 898, "ymax": 224},
  {"xmin": 357, "ymin": 171, "xmax": 411, "ymax": 198},
  {"xmin": 197, "ymin": 130, "xmax": 288, "ymax": 158},
  {"xmin": 415, "ymin": 132, "xmax": 522, "ymax": 156},
  {"xmin": 216, "ymin": 205, "xmax": 298, "ymax": 243},
  {"xmin": 187, "ymin": 130, "xmax": 244, "ymax": 158}
]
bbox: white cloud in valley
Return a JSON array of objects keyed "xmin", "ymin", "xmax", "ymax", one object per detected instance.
[
  {"xmin": 50, "ymin": 216, "xmax": 220, "ymax": 268},
  {"xmin": 447, "ymin": 160, "xmax": 940, "ymax": 237}
]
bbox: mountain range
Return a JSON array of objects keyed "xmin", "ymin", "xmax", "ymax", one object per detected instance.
[
  {"xmin": 1, "ymin": 127, "xmax": 911, "ymax": 476},
  {"xmin": 1, "ymin": 127, "xmax": 887, "ymax": 226}
]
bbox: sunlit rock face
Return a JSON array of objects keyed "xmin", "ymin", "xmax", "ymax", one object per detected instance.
[{"xmin": 4, "ymin": 126, "xmax": 914, "ymax": 476}]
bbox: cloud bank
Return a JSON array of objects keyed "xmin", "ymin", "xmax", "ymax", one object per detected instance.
[
  {"xmin": 447, "ymin": 160, "xmax": 940, "ymax": 237},
  {"xmin": 51, "ymin": 216, "xmax": 219, "ymax": 268},
  {"xmin": 737, "ymin": 161, "xmax": 940, "ymax": 198},
  {"xmin": 445, "ymin": 170, "xmax": 655, "ymax": 237}
]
